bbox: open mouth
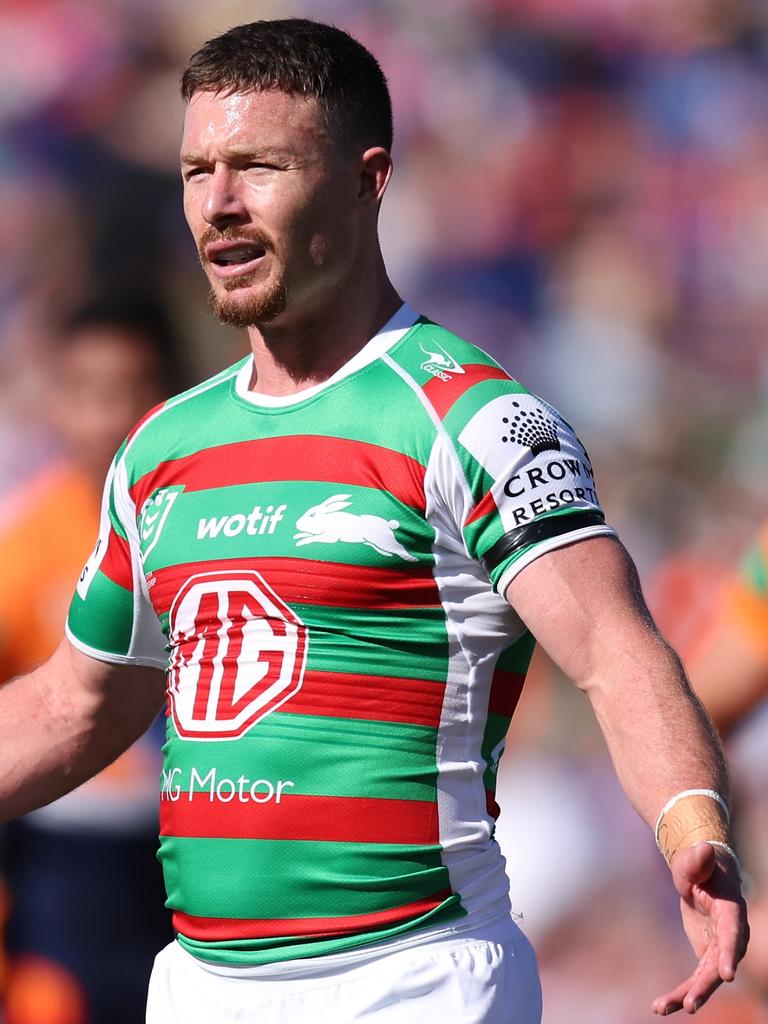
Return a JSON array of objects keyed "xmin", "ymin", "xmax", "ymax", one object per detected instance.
[{"xmin": 206, "ymin": 242, "xmax": 268, "ymax": 277}]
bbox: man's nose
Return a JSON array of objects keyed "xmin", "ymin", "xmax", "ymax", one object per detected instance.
[{"xmin": 202, "ymin": 167, "xmax": 247, "ymax": 227}]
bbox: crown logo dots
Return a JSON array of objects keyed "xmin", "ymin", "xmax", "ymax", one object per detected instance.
[{"xmin": 501, "ymin": 402, "xmax": 561, "ymax": 454}]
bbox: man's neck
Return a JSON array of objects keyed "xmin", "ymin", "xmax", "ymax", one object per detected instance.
[{"xmin": 244, "ymin": 278, "xmax": 403, "ymax": 398}]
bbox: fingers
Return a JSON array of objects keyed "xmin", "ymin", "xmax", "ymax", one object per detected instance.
[
  {"xmin": 717, "ymin": 907, "xmax": 747, "ymax": 982},
  {"xmin": 652, "ymin": 928, "xmax": 735, "ymax": 1015},
  {"xmin": 651, "ymin": 967, "xmax": 724, "ymax": 1016},
  {"xmin": 652, "ymin": 975, "xmax": 689, "ymax": 1015}
]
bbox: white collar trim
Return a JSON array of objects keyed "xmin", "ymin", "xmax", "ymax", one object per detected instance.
[{"xmin": 234, "ymin": 303, "xmax": 420, "ymax": 408}]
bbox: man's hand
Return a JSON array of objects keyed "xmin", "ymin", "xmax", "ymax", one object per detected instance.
[{"xmin": 652, "ymin": 842, "xmax": 749, "ymax": 1015}]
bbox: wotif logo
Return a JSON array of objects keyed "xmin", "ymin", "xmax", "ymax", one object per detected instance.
[
  {"xmin": 198, "ymin": 504, "xmax": 287, "ymax": 540},
  {"xmin": 420, "ymin": 339, "xmax": 465, "ymax": 381}
]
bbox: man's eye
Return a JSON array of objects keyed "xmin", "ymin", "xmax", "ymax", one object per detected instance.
[{"xmin": 183, "ymin": 167, "xmax": 210, "ymax": 180}]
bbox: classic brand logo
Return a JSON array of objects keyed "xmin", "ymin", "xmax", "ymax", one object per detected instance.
[
  {"xmin": 167, "ymin": 570, "xmax": 307, "ymax": 740},
  {"xmin": 420, "ymin": 339, "xmax": 465, "ymax": 381},
  {"xmin": 294, "ymin": 494, "xmax": 417, "ymax": 561},
  {"xmin": 139, "ymin": 486, "xmax": 184, "ymax": 560}
]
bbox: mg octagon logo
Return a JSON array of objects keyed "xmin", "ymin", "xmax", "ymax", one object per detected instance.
[{"xmin": 167, "ymin": 570, "xmax": 307, "ymax": 740}]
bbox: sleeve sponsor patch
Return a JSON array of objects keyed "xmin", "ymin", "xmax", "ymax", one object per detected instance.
[{"xmin": 457, "ymin": 392, "xmax": 603, "ymax": 536}]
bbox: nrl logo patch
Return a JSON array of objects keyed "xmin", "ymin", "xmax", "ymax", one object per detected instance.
[
  {"xmin": 138, "ymin": 486, "xmax": 184, "ymax": 560},
  {"xmin": 420, "ymin": 339, "xmax": 465, "ymax": 381}
]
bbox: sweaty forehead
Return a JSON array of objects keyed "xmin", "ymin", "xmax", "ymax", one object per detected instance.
[{"xmin": 181, "ymin": 89, "xmax": 329, "ymax": 158}]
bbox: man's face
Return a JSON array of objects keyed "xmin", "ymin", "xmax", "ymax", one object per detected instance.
[
  {"xmin": 50, "ymin": 328, "xmax": 167, "ymax": 475},
  {"xmin": 181, "ymin": 89, "xmax": 357, "ymax": 328}
]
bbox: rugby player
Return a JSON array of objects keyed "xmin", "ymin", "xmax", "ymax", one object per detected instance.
[{"xmin": 0, "ymin": 19, "xmax": 748, "ymax": 1023}]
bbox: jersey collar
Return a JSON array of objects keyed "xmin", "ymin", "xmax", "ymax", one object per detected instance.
[{"xmin": 233, "ymin": 303, "xmax": 420, "ymax": 408}]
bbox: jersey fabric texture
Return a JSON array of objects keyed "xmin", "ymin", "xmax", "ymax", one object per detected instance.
[{"xmin": 66, "ymin": 305, "xmax": 615, "ymax": 966}]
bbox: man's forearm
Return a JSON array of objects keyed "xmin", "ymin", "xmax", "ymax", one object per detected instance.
[
  {"xmin": 1, "ymin": 639, "xmax": 165, "ymax": 821},
  {"xmin": 581, "ymin": 628, "xmax": 731, "ymax": 844}
]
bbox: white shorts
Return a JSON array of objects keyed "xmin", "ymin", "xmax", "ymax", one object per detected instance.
[{"xmin": 146, "ymin": 911, "xmax": 542, "ymax": 1024}]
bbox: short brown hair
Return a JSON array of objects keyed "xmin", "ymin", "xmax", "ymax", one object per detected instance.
[{"xmin": 181, "ymin": 19, "xmax": 393, "ymax": 152}]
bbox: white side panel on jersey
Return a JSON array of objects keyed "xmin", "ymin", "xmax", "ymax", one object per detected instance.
[
  {"xmin": 113, "ymin": 457, "xmax": 168, "ymax": 668},
  {"xmin": 383, "ymin": 354, "xmax": 521, "ymax": 918},
  {"xmin": 424, "ymin": 435, "xmax": 526, "ymax": 917}
]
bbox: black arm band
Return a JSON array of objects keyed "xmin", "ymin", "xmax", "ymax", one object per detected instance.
[{"xmin": 480, "ymin": 510, "xmax": 607, "ymax": 576}]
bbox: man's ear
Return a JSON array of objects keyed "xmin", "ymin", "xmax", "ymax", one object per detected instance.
[{"xmin": 358, "ymin": 147, "xmax": 393, "ymax": 205}]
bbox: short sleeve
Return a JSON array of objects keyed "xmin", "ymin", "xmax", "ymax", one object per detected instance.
[
  {"xmin": 441, "ymin": 387, "xmax": 615, "ymax": 594},
  {"xmin": 66, "ymin": 445, "xmax": 167, "ymax": 668}
]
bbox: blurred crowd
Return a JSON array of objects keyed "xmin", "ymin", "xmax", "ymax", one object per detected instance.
[{"xmin": 1, "ymin": 0, "xmax": 768, "ymax": 1021}]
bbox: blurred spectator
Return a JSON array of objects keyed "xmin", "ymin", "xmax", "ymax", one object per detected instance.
[{"xmin": 0, "ymin": 296, "xmax": 180, "ymax": 1024}]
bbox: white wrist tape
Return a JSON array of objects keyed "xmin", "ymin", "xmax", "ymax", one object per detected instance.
[{"xmin": 654, "ymin": 788, "xmax": 730, "ymax": 849}]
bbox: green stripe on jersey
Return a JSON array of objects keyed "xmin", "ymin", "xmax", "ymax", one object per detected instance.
[
  {"xmin": 68, "ymin": 574, "xmax": 135, "ymax": 656},
  {"xmin": 124, "ymin": 356, "xmax": 434, "ymax": 483},
  {"xmin": 160, "ymin": 837, "xmax": 449, "ymax": 922},
  {"xmin": 230, "ymin": 360, "xmax": 436, "ymax": 452},
  {"xmin": 292, "ymin": 602, "xmax": 448, "ymax": 675},
  {"xmin": 163, "ymin": 717, "xmax": 438, "ymax": 803},
  {"xmin": 143, "ymin": 480, "xmax": 435, "ymax": 572}
]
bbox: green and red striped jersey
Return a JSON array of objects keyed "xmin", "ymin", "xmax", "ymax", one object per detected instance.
[{"xmin": 66, "ymin": 305, "xmax": 613, "ymax": 965}]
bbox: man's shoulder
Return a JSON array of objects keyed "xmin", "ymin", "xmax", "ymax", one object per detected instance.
[
  {"xmin": 387, "ymin": 316, "xmax": 528, "ymax": 427},
  {"xmin": 117, "ymin": 358, "xmax": 248, "ymax": 478}
]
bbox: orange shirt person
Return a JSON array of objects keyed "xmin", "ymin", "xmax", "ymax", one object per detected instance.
[{"xmin": 0, "ymin": 297, "xmax": 179, "ymax": 1024}]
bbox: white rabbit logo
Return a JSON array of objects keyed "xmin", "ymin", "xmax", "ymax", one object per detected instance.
[{"xmin": 294, "ymin": 494, "xmax": 417, "ymax": 561}]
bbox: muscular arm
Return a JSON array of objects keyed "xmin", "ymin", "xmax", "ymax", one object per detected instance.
[
  {"xmin": 1, "ymin": 637, "xmax": 166, "ymax": 822},
  {"xmin": 505, "ymin": 536, "xmax": 727, "ymax": 828},
  {"xmin": 505, "ymin": 535, "xmax": 748, "ymax": 1015}
]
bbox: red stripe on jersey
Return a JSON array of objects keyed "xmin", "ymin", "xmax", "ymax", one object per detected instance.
[
  {"xmin": 423, "ymin": 364, "xmax": 511, "ymax": 421},
  {"xmin": 172, "ymin": 888, "xmax": 453, "ymax": 941},
  {"xmin": 281, "ymin": 669, "xmax": 445, "ymax": 728},
  {"xmin": 485, "ymin": 788, "xmax": 501, "ymax": 821},
  {"xmin": 160, "ymin": 792, "xmax": 439, "ymax": 845},
  {"xmin": 148, "ymin": 558, "xmax": 439, "ymax": 617},
  {"xmin": 99, "ymin": 530, "xmax": 133, "ymax": 591},
  {"xmin": 488, "ymin": 668, "xmax": 525, "ymax": 719},
  {"xmin": 130, "ymin": 436, "xmax": 427, "ymax": 513},
  {"xmin": 465, "ymin": 489, "xmax": 499, "ymax": 527}
]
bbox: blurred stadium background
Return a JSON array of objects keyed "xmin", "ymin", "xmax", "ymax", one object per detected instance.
[{"xmin": 1, "ymin": 0, "xmax": 767, "ymax": 1021}]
